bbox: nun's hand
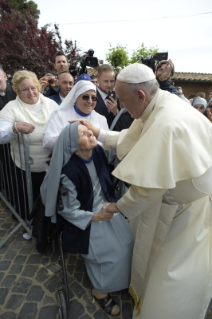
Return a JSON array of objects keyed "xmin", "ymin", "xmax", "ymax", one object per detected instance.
[{"xmin": 92, "ymin": 205, "xmax": 114, "ymax": 221}]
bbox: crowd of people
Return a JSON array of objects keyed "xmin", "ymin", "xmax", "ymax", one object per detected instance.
[{"xmin": 0, "ymin": 51, "xmax": 212, "ymax": 319}]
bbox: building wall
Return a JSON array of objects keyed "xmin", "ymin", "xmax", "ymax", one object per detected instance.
[{"xmin": 173, "ymin": 81, "xmax": 212, "ymax": 100}]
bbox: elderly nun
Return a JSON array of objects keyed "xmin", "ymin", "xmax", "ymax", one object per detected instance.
[
  {"xmin": 43, "ymin": 80, "xmax": 109, "ymax": 150},
  {"xmin": 41, "ymin": 122, "xmax": 134, "ymax": 316}
]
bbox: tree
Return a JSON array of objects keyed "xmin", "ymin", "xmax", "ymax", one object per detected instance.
[
  {"xmin": 7, "ymin": 0, "xmax": 40, "ymax": 20},
  {"xmin": 106, "ymin": 44, "xmax": 129, "ymax": 70},
  {"xmin": 0, "ymin": 0, "xmax": 80, "ymax": 78},
  {"xmin": 130, "ymin": 43, "xmax": 158, "ymax": 64}
]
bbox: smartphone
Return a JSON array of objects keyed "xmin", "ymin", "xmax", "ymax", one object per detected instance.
[{"xmin": 106, "ymin": 91, "xmax": 116, "ymax": 100}]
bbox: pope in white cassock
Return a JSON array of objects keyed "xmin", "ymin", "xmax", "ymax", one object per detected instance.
[{"xmin": 80, "ymin": 63, "xmax": 212, "ymax": 319}]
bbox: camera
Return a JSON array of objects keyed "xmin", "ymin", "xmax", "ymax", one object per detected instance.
[
  {"xmin": 138, "ymin": 52, "xmax": 168, "ymax": 73},
  {"xmin": 69, "ymin": 65, "xmax": 78, "ymax": 77},
  {"xmin": 84, "ymin": 49, "xmax": 98, "ymax": 68}
]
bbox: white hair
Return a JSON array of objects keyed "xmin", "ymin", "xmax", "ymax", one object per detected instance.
[{"xmin": 124, "ymin": 79, "xmax": 159, "ymax": 97}]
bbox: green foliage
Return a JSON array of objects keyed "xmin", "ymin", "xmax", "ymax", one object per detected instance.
[
  {"xmin": 106, "ymin": 44, "xmax": 129, "ymax": 71},
  {"xmin": 130, "ymin": 43, "xmax": 158, "ymax": 64},
  {"xmin": 7, "ymin": 0, "xmax": 40, "ymax": 20},
  {"xmin": 106, "ymin": 43, "xmax": 158, "ymax": 69}
]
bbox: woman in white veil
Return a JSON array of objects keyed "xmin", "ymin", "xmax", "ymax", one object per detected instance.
[{"xmin": 43, "ymin": 80, "xmax": 109, "ymax": 150}]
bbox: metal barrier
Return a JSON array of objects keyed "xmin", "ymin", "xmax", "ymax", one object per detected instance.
[{"xmin": 0, "ymin": 133, "xmax": 34, "ymax": 248}]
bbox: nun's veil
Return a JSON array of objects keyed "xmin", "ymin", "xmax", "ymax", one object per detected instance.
[
  {"xmin": 55, "ymin": 80, "xmax": 96, "ymax": 112},
  {"xmin": 40, "ymin": 121, "xmax": 80, "ymax": 223}
]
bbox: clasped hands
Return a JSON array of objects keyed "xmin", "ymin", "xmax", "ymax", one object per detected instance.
[{"xmin": 92, "ymin": 203, "xmax": 119, "ymax": 222}]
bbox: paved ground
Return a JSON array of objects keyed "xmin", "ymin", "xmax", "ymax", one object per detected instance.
[
  {"xmin": 1, "ymin": 198, "xmax": 212, "ymax": 319},
  {"xmin": 0, "ymin": 199, "xmax": 133, "ymax": 319}
]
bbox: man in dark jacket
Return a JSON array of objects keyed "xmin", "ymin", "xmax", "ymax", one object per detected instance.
[
  {"xmin": 95, "ymin": 64, "xmax": 119, "ymax": 126},
  {"xmin": 0, "ymin": 66, "xmax": 16, "ymax": 110},
  {"xmin": 48, "ymin": 71, "xmax": 74, "ymax": 105}
]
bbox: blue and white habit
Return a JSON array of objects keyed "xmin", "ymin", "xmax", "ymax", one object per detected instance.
[{"xmin": 41, "ymin": 122, "xmax": 134, "ymax": 293}]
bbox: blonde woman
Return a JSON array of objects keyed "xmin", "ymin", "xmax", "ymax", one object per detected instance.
[{"xmin": 0, "ymin": 70, "xmax": 58, "ymax": 218}]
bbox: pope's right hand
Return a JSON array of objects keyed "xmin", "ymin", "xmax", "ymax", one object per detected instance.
[{"xmin": 68, "ymin": 119, "xmax": 100, "ymax": 138}]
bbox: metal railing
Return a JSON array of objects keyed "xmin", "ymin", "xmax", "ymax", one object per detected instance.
[{"xmin": 0, "ymin": 133, "xmax": 33, "ymax": 248}]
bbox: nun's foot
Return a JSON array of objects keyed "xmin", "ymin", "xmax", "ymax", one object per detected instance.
[{"xmin": 91, "ymin": 287, "xmax": 120, "ymax": 316}]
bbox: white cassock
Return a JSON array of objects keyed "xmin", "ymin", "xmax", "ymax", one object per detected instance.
[{"xmin": 101, "ymin": 89, "xmax": 212, "ymax": 319}]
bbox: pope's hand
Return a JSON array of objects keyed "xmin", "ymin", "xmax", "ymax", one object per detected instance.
[
  {"xmin": 104, "ymin": 202, "xmax": 119, "ymax": 214},
  {"xmin": 69, "ymin": 119, "xmax": 100, "ymax": 138}
]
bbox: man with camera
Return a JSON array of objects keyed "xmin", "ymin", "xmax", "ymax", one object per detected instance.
[
  {"xmin": 95, "ymin": 64, "xmax": 118, "ymax": 126},
  {"xmin": 39, "ymin": 51, "xmax": 70, "ymax": 97},
  {"xmin": 48, "ymin": 71, "xmax": 74, "ymax": 105}
]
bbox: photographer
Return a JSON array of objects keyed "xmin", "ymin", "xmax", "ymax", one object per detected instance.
[
  {"xmin": 48, "ymin": 71, "xmax": 74, "ymax": 105},
  {"xmin": 39, "ymin": 51, "xmax": 69, "ymax": 97},
  {"xmin": 155, "ymin": 59, "xmax": 179, "ymax": 96},
  {"xmin": 79, "ymin": 50, "xmax": 100, "ymax": 75}
]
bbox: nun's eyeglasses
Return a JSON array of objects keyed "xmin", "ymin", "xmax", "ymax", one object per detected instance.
[{"xmin": 81, "ymin": 94, "xmax": 97, "ymax": 102}]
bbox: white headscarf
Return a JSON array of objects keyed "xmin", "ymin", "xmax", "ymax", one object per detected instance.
[
  {"xmin": 192, "ymin": 97, "xmax": 207, "ymax": 110},
  {"xmin": 59, "ymin": 80, "xmax": 96, "ymax": 111},
  {"xmin": 46, "ymin": 80, "xmax": 96, "ymax": 126}
]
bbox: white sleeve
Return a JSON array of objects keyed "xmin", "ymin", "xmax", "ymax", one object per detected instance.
[
  {"xmin": 98, "ymin": 130, "xmax": 120, "ymax": 150},
  {"xmin": 0, "ymin": 119, "xmax": 17, "ymax": 144},
  {"xmin": 43, "ymin": 114, "xmax": 63, "ymax": 150},
  {"xmin": 117, "ymin": 185, "xmax": 166, "ymax": 220}
]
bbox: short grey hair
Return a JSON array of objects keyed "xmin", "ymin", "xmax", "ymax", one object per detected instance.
[{"xmin": 121, "ymin": 79, "xmax": 159, "ymax": 98}]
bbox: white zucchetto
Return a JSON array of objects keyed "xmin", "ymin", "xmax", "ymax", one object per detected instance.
[{"xmin": 117, "ymin": 63, "xmax": 155, "ymax": 83}]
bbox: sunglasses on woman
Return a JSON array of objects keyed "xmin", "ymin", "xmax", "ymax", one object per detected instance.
[{"xmin": 81, "ymin": 94, "xmax": 97, "ymax": 102}]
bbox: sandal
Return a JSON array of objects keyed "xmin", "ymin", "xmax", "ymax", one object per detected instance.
[{"xmin": 91, "ymin": 287, "xmax": 120, "ymax": 316}]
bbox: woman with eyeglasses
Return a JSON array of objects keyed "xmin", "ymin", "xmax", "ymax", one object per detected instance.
[
  {"xmin": 0, "ymin": 70, "xmax": 58, "ymax": 220},
  {"xmin": 43, "ymin": 80, "xmax": 109, "ymax": 150}
]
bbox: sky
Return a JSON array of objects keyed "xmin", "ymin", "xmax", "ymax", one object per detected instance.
[{"xmin": 35, "ymin": 0, "xmax": 212, "ymax": 73}]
